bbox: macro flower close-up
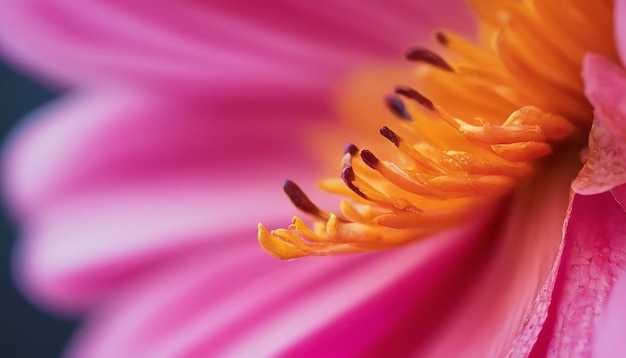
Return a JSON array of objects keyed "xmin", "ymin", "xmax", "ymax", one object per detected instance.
[{"xmin": 2, "ymin": 0, "xmax": 626, "ymax": 357}]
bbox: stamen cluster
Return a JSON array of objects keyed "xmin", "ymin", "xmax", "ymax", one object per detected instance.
[{"xmin": 259, "ymin": 0, "xmax": 617, "ymax": 259}]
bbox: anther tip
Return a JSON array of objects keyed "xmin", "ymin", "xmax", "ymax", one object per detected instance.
[
  {"xmin": 344, "ymin": 143, "xmax": 359, "ymax": 155},
  {"xmin": 282, "ymin": 179, "xmax": 321, "ymax": 216},
  {"xmin": 404, "ymin": 47, "xmax": 453, "ymax": 72},
  {"xmin": 394, "ymin": 86, "xmax": 435, "ymax": 111},
  {"xmin": 360, "ymin": 150, "xmax": 380, "ymax": 169},
  {"xmin": 341, "ymin": 166, "xmax": 356, "ymax": 182},
  {"xmin": 341, "ymin": 166, "xmax": 368, "ymax": 199},
  {"xmin": 380, "ymin": 126, "xmax": 401, "ymax": 147},
  {"xmin": 435, "ymin": 32, "xmax": 449, "ymax": 46},
  {"xmin": 385, "ymin": 95, "xmax": 412, "ymax": 120},
  {"xmin": 283, "ymin": 179, "xmax": 296, "ymax": 191}
]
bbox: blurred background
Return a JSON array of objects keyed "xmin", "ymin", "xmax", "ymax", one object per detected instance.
[{"xmin": 1, "ymin": 61, "xmax": 76, "ymax": 357}]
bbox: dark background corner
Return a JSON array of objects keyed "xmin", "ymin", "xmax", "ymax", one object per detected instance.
[{"xmin": 0, "ymin": 61, "xmax": 76, "ymax": 357}]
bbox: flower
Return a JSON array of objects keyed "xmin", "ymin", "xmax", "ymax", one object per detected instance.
[{"xmin": 1, "ymin": 1, "xmax": 626, "ymax": 357}]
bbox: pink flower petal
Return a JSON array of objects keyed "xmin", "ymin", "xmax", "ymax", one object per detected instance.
[
  {"xmin": 531, "ymin": 192, "xmax": 626, "ymax": 356},
  {"xmin": 3, "ymin": 89, "xmax": 329, "ymax": 220},
  {"xmin": 593, "ymin": 258, "xmax": 626, "ymax": 357},
  {"xmin": 14, "ymin": 174, "xmax": 302, "ymax": 313},
  {"xmin": 4, "ymin": 89, "xmax": 338, "ymax": 312},
  {"xmin": 593, "ymin": 266, "xmax": 626, "ymax": 357},
  {"xmin": 572, "ymin": 54, "xmax": 626, "ymax": 194},
  {"xmin": 58, "ymin": 154, "xmax": 576, "ymax": 357},
  {"xmin": 610, "ymin": 184, "xmax": 626, "ymax": 211},
  {"xmin": 596, "ymin": 184, "xmax": 626, "ymax": 357},
  {"xmin": 64, "ymin": 215, "xmax": 494, "ymax": 358},
  {"xmin": 582, "ymin": 54, "xmax": 626, "ymax": 140},
  {"xmin": 572, "ymin": 119, "xmax": 626, "ymax": 195},
  {"xmin": 0, "ymin": 0, "xmax": 473, "ymax": 90}
]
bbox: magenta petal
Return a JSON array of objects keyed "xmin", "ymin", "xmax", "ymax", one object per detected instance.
[
  {"xmin": 593, "ymin": 270, "xmax": 626, "ymax": 357},
  {"xmin": 611, "ymin": 184, "xmax": 626, "ymax": 211},
  {"xmin": 64, "ymin": 217, "xmax": 492, "ymax": 358},
  {"xmin": 4, "ymin": 89, "xmax": 338, "ymax": 312},
  {"xmin": 3, "ymin": 90, "xmax": 327, "ymax": 220},
  {"xmin": 582, "ymin": 54, "xmax": 626, "ymax": 141},
  {"xmin": 531, "ymin": 192, "xmax": 626, "ymax": 356},
  {"xmin": 14, "ymin": 174, "xmax": 300, "ymax": 313},
  {"xmin": 0, "ymin": 0, "xmax": 473, "ymax": 90},
  {"xmin": 572, "ymin": 54, "xmax": 626, "ymax": 194}
]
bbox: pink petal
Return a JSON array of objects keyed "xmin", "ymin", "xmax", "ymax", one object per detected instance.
[
  {"xmin": 582, "ymin": 54, "xmax": 626, "ymax": 140},
  {"xmin": 572, "ymin": 54, "xmax": 626, "ymax": 194},
  {"xmin": 593, "ymin": 266, "xmax": 626, "ymax": 357},
  {"xmin": 64, "ymin": 215, "xmax": 494, "ymax": 358},
  {"xmin": 530, "ymin": 191, "xmax": 626, "ymax": 356},
  {"xmin": 60, "ymin": 154, "xmax": 576, "ymax": 357},
  {"xmin": 3, "ymin": 89, "xmax": 329, "ymax": 220},
  {"xmin": 595, "ymin": 184, "xmax": 626, "ymax": 356},
  {"xmin": 610, "ymin": 184, "xmax": 626, "ymax": 211},
  {"xmin": 0, "ymin": 0, "xmax": 473, "ymax": 90},
  {"xmin": 5, "ymin": 90, "xmax": 334, "ymax": 312},
  {"xmin": 14, "ymin": 174, "xmax": 302, "ymax": 313}
]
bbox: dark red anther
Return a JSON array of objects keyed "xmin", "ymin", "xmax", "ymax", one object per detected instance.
[
  {"xmin": 380, "ymin": 126, "xmax": 401, "ymax": 147},
  {"xmin": 360, "ymin": 150, "xmax": 380, "ymax": 169},
  {"xmin": 283, "ymin": 180, "xmax": 323, "ymax": 216},
  {"xmin": 405, "ymin": 47, "xmax": 453, "ymax": 72},
  {"xmin": 435, "ymin": 32, "xmax": 449, "ymax": 46},
  {"xmin": 395, "ymin": 86, "xmax": 434, "ymax": 111},
  {"xmin": 341, "ymin": 167, "xmax": 368, "ymax": 199},
  {"xmin": 385, "ymin": 95, "xmax": 411, "ymax": 120},
  {"xmin": 344, "ymin": 143, "xmax": 359, "ymax": 156}
]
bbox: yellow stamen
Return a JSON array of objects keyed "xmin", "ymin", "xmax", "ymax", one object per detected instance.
[{"xmin": 259, "ymin": 0, "xmax": 618, "ymax": 259}]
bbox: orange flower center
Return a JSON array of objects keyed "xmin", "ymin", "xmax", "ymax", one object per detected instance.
[{"xmin": 258, "ymin": 0, "xmax": 619, "ymax": 259}]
